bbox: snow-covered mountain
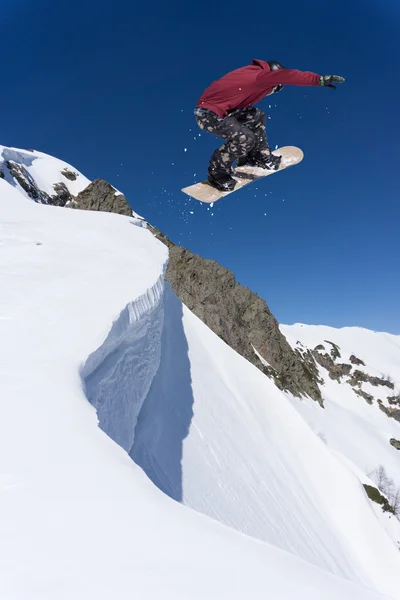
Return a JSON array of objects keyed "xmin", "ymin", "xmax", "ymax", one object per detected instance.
[{"xmin": 1, "ymin": 145, "xmax": 400, "ymax": 600}]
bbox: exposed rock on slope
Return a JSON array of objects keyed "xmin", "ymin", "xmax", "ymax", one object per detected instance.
[
  {"xmin": 0, "ymin": 146, "xmax": 90, "ymax": 206},
  {"xmin": 74, "ymin": 179, "xmax": 132, "ymax": 216},
  {"xmin": 150, "ymin": 228, "xmax": 322, "ymax": 402}
]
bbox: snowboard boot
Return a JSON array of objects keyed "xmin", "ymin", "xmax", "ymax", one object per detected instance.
[
  {"xmin": 237, "ymin": 150, "xmax": 282, "ymax": 171},
  {"xmin": 208, "ymin": 167, "xmax": 236, "ymax": 192}
]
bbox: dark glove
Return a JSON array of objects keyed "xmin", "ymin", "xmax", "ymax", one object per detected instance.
[{"xmin": 320, "ymin": 75, "xmax": 345, "ymax": 89}]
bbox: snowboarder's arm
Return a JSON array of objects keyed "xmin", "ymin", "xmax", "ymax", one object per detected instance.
[{"xmin": 260, "ymin": 69, "xmax": 321, "ymax": 87}]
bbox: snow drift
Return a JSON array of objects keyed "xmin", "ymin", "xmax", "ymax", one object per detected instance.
[{"xmin": 1, "ymin": 146, "xmax": 399, "ymax": 600}]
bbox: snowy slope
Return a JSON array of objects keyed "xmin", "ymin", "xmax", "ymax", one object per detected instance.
[
  {"xmin": 131, "ymin": 290, "xmax": 400, "ymax": 598},
  {"xmin": 1, "ymin": 178, "xmax": 393, "ymax": 600},
  {"xmin": 0, "ymin": 144, "xmax": 143, "ymax": 219},
  {"xmin": 281, "ymin": 324, "xmax": 400, "ymax": 550},
  {"xmin": 281, "ymin": 324, "xmax": 400, "ymax": 488},
  {"xmin": 0, "ymin": 145, "xmax": 90, "ymax": 197}
]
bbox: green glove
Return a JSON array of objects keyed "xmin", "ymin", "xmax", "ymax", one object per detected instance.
[{"xmin": 320, "ymin": 75, "xmax": 345, "ymax": 89}]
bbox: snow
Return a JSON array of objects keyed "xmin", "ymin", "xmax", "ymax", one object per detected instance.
[
  {"xmin": 281, "ymin": 323, "xmax": 400, "ymax": 559},
  {"xmin": 0, "ymin": 145, "xmax": 91, "ymax": 197},
  {"xmin": 281, "ymin": 324, "xmax": 400, "ymax": 486},
  {"xmin": 133, "ymin": 297, "xmax": 400, "ymax": 598},
  {"xmin": 0, "ymin": 145, "xmax": 144, "ymax": 221},
  {"xmin": 1, "ymin": 153, "xmax": 400, "ymax": 599}
]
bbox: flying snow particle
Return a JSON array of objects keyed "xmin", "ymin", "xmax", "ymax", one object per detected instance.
[
  {"xmin": 184, "ymin": 148, "xmax": 187, "ymax": 152},
  {"xmin": 189, "ymin": 211, "xmax": 194, "ymax": 214},
  {"xmin": 210, "ymin": 202, "xmax": 214, "ymax": 207}
]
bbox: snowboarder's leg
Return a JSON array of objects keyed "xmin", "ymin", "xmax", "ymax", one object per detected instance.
[
  {"xmin": 234, "ymin": 107, "xmax": 282, "ymax": 171},
  {"xmin": 233, "ymin": 107, "xmax": 268, "ymax": 151},
  {"xmin": 195, "ymin": 108, "xmax": 256, "ymax": 191}
]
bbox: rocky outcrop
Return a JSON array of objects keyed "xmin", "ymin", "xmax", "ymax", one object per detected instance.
[
  {"xmin": 353, "ymin": 388, "xmax": 374, "ymax": 404},
  {"xmin": 61, "ymin": 168, "xmax": 78, "ymax": 181},
  {"xmin": 324, "ymin": 340, "xmax": 341, "ymax": 360},
  {"xmin": 2, "ymin": 159, "xmax": 75, "ymax": 206},
  {"xmin": 52, "ymin": 182, "xmax": 73, "ymax": 207},
  {"xmin": 348, "ymin": 370, "xmax": 395, "ymax": 390},
  {"xmin": 150, "ymin": 228, "xmax": 322, "ymax": 403},
  {"xmin": 74, "ymin": 179, "xmax": 132, "ymax": 216},
  {"xmin": 363, "ymin": 484, "xmax": 395, "ymax": 514},
  {"xmin": 377, "ymin": 401, "xmax": 400, "ymax": 423},
  {"xmin": 349, "ymin": 354, "xmax": 365, "ymax": 366},
  {"xmin": 388, "ymin": 394, "xmax": 400, "ymax": 406},
  {"xmin": 6, "ymin": 160, "xmax": 43, "ymax": 201},
  {"xmin": 390, "ymin": 438, "xmax": 400, "ymax": 451},
  {"xmin": 311, "ymin": 349, "xmax": 352, "ymax": 381}
]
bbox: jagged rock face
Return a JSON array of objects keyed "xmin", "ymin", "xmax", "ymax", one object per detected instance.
[
  {"xmin": 6, "ymin": 160, "xmax": 44, "ymax": 202},
  {"xmin": 74, "ymin": 179, "xmax": 132, "ymax": 216},
  {"xmin": 52, "ymin": 182, "xmax": 73, "ymax": 207},
  {"xmin": 312, "ymin": 350, "xmax": 352, "ymax": 381},
  {"xmin": 151, "ymin": 229, "xmax": 322, "ymax": 402},
  {"xmin": 1, "ymin": 158, "xmax": 74, "ymax": 206}
]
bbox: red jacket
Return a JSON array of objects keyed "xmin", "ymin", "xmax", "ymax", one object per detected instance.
[{"xmin": 197, "ymin": 59, "xmax": 321, "ymax": 117}]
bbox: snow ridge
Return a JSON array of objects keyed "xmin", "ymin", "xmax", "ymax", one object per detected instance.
[{"xmin": 82, "ymin": 271, "xmax": 166, "ymax": 453}]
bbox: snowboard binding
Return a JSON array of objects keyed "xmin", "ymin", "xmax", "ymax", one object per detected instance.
[
  {"xmin": 237, "ymin": 150, "xmax": 282, "ymax": 171},
  {"xmin": 208, "ymin": 169, "xmax": 237, "ymax": 192}
]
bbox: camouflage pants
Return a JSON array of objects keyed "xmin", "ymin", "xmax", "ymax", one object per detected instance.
[{"xmin": 194, "ymin": 107, "xmax": 268, "ymax": 174}]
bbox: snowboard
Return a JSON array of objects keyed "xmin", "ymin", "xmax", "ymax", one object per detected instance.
[{"xmin": 181, "ymin": 146, "xmax": 304, "ymax": 204}]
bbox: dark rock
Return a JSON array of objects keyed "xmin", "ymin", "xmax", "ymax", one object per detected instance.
[
  {"xmin": 296, "ymin": 347, "xmax": 324, "ymax": 386},
  {"xmin": 353, "ymin": 388, "xmax": 374, "ymax": 404},
  {"xmin": 349, "ymin": 354, "xmax": 365, "ymax": 366},
  {"xmin": 388, "ymin": 395, "xmax": 400, "ymax": 406},
  {"xmin": 312, "ymin": 350, "xmax": 352, "ymax": 381},
  {"xmin": 314, "ymin": 344, "xmax": 325, "ymax": 351},
  {"xmin": 0, "ymin": 169, "xmax": 4, "ymax": 179},
  {"xmin": 378, "ymin": 401, "xmax": 400, "ymax": 423},
  {"xmin": 348, "ymin": 370, "xmax": 395, "ymax": 389},
  {"xmin": 150, "ymin": 227, "xmax": 322, "ymax": 404},
  {"xmin": 6, "ymin": 160, "xmax": 43, "ymax": 201},
  {"xmin": 61, "ymin": 168, "xmax": 78, "ymax": 181},
  {"xmin": 52, "ymin": 182, "xmax": 73, "ymax": 207},
  {"xmin": 390, "ymin": 438, "xmax": 400, "ymax": 450},
  {"xmin": 324, "ymin": 340, "xmax": 341, "ymax": 360},
  {"xmin": 74, "ymin": 179, "xmax": 132, "ymax": 216},
  {"xmin": 363, "ymin": 484, "xmax": 395, "ymax": 514}
]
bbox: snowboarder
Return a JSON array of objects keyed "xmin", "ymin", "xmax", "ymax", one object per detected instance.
[{"xmin": 195, "ymin": 60, "xmax": 345, "ymax": 191}]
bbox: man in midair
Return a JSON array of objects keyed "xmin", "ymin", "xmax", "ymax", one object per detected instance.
[{"xmin": 195, "ymin": 60, "xmax": 345, "ymax": 191}]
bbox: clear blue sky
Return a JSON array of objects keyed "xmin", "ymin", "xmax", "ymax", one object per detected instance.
[{"xmin": 3, "ymin": 0, "xmax": 399, "ymax": 332}]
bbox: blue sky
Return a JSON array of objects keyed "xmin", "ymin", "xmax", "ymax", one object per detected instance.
[{"xmin": 2, "ymin": 0, "xmax": 399, "ymax": 332}]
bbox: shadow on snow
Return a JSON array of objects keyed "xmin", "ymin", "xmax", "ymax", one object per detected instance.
[{"xmin": 131, "ymin": 284, "xmax": 194, "ymax": 503}]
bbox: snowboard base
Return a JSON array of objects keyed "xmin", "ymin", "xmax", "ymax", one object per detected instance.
[{"xmin": 182, "ymin": 146, "xmax": 304, "ymax": 204}]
